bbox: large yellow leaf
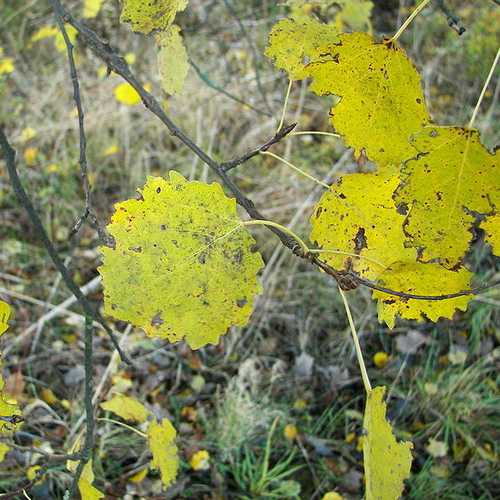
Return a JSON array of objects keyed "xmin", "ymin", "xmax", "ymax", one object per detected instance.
[
  {"xmin": 99, "ymin": 171, "xmax": 264, "ymax": 349},
  {"xmin": 100, "ymin": 394, "xmax": 151, "ymax": 423},
  {"xmin": 396, "ymin": 126, "xmax": 500, "ymax": 266},
  {"xmin": 147, "ymin": 418, "xmax": 178, "ymax": 488},
  {"xmin": 363, "ymin": 386, "xmax": 413, "ymax": 500},
  {"xmin": 310, "ymin": 173, "xmax": 473, "ymax": 327},
  {"xmin": 306, "ymin": 32, "xmax": 430, "ymax": 169},
  {"xmin": 481, "ymin": 214, "xmax": 500, "ymax": 256},
  {"xmin": 120, "ymin": 0, "xmax": 188, "ymax": 34},
  {"xmin": 79, "ymin": 460, "xmax": 104, "ymax": 500},
  {"xmin": 265, "ymin": 16, "xmax": 339, "ymax": 80},
  {"xmin": 157, "ymin": 25, "xmax": 189, "ymax": 95},
  {"xmin": 0, "ymin": 300, "xmax": 11, "ymax": 337},
  {"xmin": 310, "ymin": 173, "xmax": 412, "ymax": 281}
]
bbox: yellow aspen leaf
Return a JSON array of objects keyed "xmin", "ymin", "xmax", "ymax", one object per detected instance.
[
  {"xmin": 373, "ymin": 351, "xmax": 389, "ymax": 368},
  {"xmin": 129, "ymin": 467, "xmax": 148, "ymax": 483},
  {"xmin": 0, "ymin": 300, "xmax": 11, "ymax": 336},
  {"xmin": 0, "ymin": 388, "xmax": 21, "ymax": 434},
  {"xmin": 373, "ymin": 261, "xmax": 472, "ymax": 328},
  {"xmin": 30, "ymin": 26, "xmax": 59, "ymax": 43},
  {"xmin": 481, "ymin": 215, "xmax": 500, "ymax": 256},
  {"xmin": 83, "ymin": 0, "xmax": 104, "ymax": 18},
  {"xmin": 120, "ymin": 0, "xmax": 188, "ymax": 35},
  {"xmin": 20, "ymin": 127, "xmax": 37, "ymax": 142},
  {"xmin": 322, "ymin": 493, "xmax": 344, "ymax": 500},
  {"xmin": 305, "ymin": 32, "xmax": 430, "ymax": 169},
  {"xmin": 99, "ymin": 171, "xmax": 264, "ymax": 349},
  {"xmin": 125, "ymin": 52, "xmax": 136, "ymax": 65},
  {"xmin": 265, "ymin": 16, "xmax": 339, "ymax": 80},
  {"xmin": 40, "ymin": 388, "xmax": 58, "ymax": 406},
  {"xmin": 363, "ymin": 386, "xmax": 413, "ymax": 500},
  {"xmin": 103, "ymin": 144, "xmax": 120, "ymax": 156},
  {"xmin": 310, "ymin": 173, "xmax": 413, "ymax": 281},
  {"xmin": 396, "ymin": 126, "xmax": 499, "ymax": 266},
  {"xmin": 0, "ymin": 442, "xmax": 9, "ymax": 462},
  {"xmin": 284, "ymin": 423, "xmax": 299, "ymax": 440},
  {"xmin": 79, "ymin": 460, "xmax": 104, "ymax": 500},
  {"xmin": 27, "ymin": 465, "xmax": 42, "ymax": 482},
  {"xmin": 156, "ymin": 25, "xmax": 189, "ymax": 96},
  {"xmin": 147, "ymin": 418, "xmax": 179, "ymax": 488},
  {"xmin": 24, "ymin": 147, "xmax": 38, "ymax": 166},
  {"xmin": 100, "ymin": 394, "xmax": 151, "ymax": 423},
  {"xmin": 189, "ymin": 449, "xmax": 210, "ymax": 471},
  {"xmin": 114, "ymin": 82, "xmax": 141, "ymax": 106},
  {"xmin": 0, "ymin": 53, "xmax": 14, "ymax": 75},
  {"xmin": 425, "ymin": 438, "xmax": 448, "ymax": 458}
]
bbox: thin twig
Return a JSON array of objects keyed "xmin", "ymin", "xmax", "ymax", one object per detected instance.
[
  {"xmin": 49, "ymin": 0, "xmax": 93, "ymax": 237},
  {"xmin": 69, "ymin": 317, "xmax": 95, "ymax": 497},
  {"xmin": 221, "ymin": 122, "xmax": 296, "ymax": 172},
  {"xmin": 435, "ymin": 0, "xmax": 466, "ymax": 35},
  {"xmin": 0, "ymin": 128, "xmax": 130, "ymax": 365},
  {"xmin": 222, "ymin": 0, "xmax": 273, "ymax": 114},
  {"xmin": 189, "ymin": 59, "xmax": 272, "ymax": 117}
]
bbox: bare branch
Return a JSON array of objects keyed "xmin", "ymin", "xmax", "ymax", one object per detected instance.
[{"xmin": 0, "ymin": 127, "xmax": 131, "ymax": 364}]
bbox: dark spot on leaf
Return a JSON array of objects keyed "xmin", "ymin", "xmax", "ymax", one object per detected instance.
[
  {"xmin": 151, "ymin": 312, "xmax": 164, "ymax": 328},
  {"xmin": 156, "ymin": 187, "xmax": 161, "ymax": 194},
  {"xmin": 130, "ymin": 245, "xmax": 142, "ymax": 253},
  {"xmin": 236, "ymin": 298, "xmax": 247, "ymax": 308},
  {"xmin": 198, "ymin": 252, "xmax": 207, "ymax": 264}
]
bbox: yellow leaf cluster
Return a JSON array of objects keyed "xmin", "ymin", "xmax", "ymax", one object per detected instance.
[
  {"xmin": 363, "ymin": 386, "xmax": 413, "ymax": 500},
  {"xmin": 266, "ymin": 15, "xmax": 499, "ymax": 327},
  {"xmin": 99, "ymin": 171, "xmax": 264, "ymax": 349},
  {"xmin": 156, "ymin": 25, "xmax": 189, "ymax": 96},
  {"xmin": 120, "ymin": 0, "xmax": 188, "ymax": 35}
]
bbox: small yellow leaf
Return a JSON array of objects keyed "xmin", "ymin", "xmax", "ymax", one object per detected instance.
[
  {"xmin": 322, "ymin": 492, "xmax": 344, "ymax": 500},
  {"xmin": 345, "ymin": 432, "xmax": 356, "ymax": 444},
  {"xmin": 363, "ymin": 386, "xmax": 413, "ymax": 500},
  {"xmin": 0, "ymin": 56, "xmax": 14, "ymax": 75},
  {"xmin": 20, "ymin": 127, "xmax": 37, "ymax": 142},
  {"xmin": 426, "ymin": 438, "xmax": 448, "ymax": 458},
  {"xmin": 293, "ymin": 398, "xmax": 308, "ymax": 410},
  {"xmin": 373, "ymin": 352, "xmax": 389, "ymax": 369},
  {"xmin": 120, "ymin": 0, "xmax": 188, "ymax": 34},
  {"xmin": 83, "ymin": 0, "xmax": 104, "ymax": 18},
  {"xmin": 100, "ymin": 394, "xmax": 150, "ymax": 423},
  {"xmin": 284, "ymin": 424, "xmax": 298, "ymax": 441},
  {"xmin": 79, "ymin": 460, "xmax": 104, "ymax": 500},
  {"xmin": 124, "ymin": 52, "xmax": 136, "ymax": 65},
  {"xmin": 30, "ymin": 26, "xmax": 59, "ymax": 43},
  {"xmin": 189, "ymin": 449, "xmax": 210, "ymax": 471},
  {"xmin": 24, "ymin": 147, "xmax": 38, "ymax": 166},
  {"xmin": 0, "ymin": 300, "xmax": 11, "ymax": 336},
  {"xmin": 40, "ymin": 388, "xmax": 58, "ymax": 406},
  {"xmin": 27, "ymin": 465, "xmax": 42, "ymax": 482},
  {"xmin": 0, "ymin": 442, "xmax": 9, "ymax": 462},
  {"xmin": 114, "ymin": 82, "xmax": 141, "ymax": 106},
  {"xmin": 99, "ymin": 172, "xmax": 264, "ymax": 349},
  {"xmin": 147, "ymin": 418, "xmax": 179, "ymax": 488},
  {"xmin": 103, "ymin": 144, "xmax": 120, "ymax": 156},
  {"xmin": 157, "ymin": 25, "xmax": 189, "ymax": 95},
  {"xmin": 129, "ymin": 466, "xmax": 148, "ymax": 483},
  {"xmin": 424, "ymin": 383, "xmax": 438, "ymax": 396},
  {"xmin": 55, "ymin": 25, "xmax": 78, "ymax": 53}
]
